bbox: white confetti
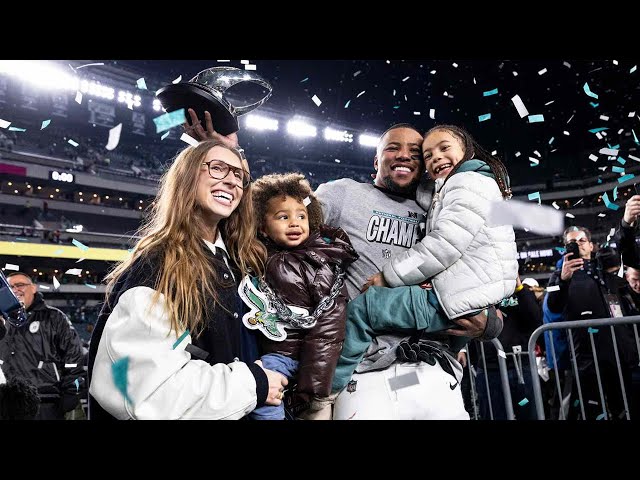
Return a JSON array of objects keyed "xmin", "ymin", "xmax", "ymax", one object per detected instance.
[
  {"xmin": 581, "ymin": 311, "xmax": 593, "ymax": 316},
  {"xmin": 180, "ymin": 133, "xmax": 199, "ymax": 147},
  {"xmin": 334, "ymin": 158, "xmax": 341, "ymax": 163},
  {"xmin": 413, "ymin": 111, "xmax": 421, "ymax": 115},
  {"xmin": 245, "ymin": 64, "xmax": 257, "ymax": 71},
  {"xmin": 589, "ymin": 154, "xmax": 598, "ymax": 162},
  {"xmin": 515, "ymin": 152, "xmax": 521, "ymax": 157},
  {"xmin": 629, "ymin": 111, "xmax": 636, "ymax": 117},
  {"xmin": 567, "ymin": 114, "xmax": 574, "ymax": 124},
  {"xmin": 613, "ymin": 60, "xmax": 618, "ymax": 65},
  {"xmin": 511, "ymin": 94, "xmax": 529, "ymax": 118},
  {"xmin": 240, "ymin": 60, "xmax": 249, "ymax": 64},
  {"xmin": 53, "ymin": 276, "xmax": 60, "ymax": 290},
  {"xmin": 452, "ymin": 63, "xmax": 458, "ymax": 68},
  {"xmin": 65, "ymin": 268, "xmax": 83, "ymax": 276},
  {"xmin": 512, "ymin": 71, "xmax": 518, "ymax": 76},
  {"xmin": 563, "ymin": 61, "xmax": 571, "ymax": 68},
  {"xmin": 311, "ymin": 95, "xmax": 322, "ymax": 107},
  {"xmin": 429, "ymin": 109, "xmax": 435, "ymax": 119},
  {"xmin": 105, "ymin": 123, "xmax": 122, "ymax": 151},
  {"xmin": 599, "ymin": 147, "xmax": 619, "ymax": 156},
  {"xmin": 75, "ymin": 258, "xmax": 85, "ymax": 263},
  {"xmin": 628, "ymin": 154, "xmax": 640, "ymax": 162},
  {"xmin": 631, "ymin": 65, "xmax": 637, "ymax": 74},
  {"xmin": 430, "ymin": 70, "xmax": 436, "ymax": 74},
  {"xmin": 529, "ymin": 157, "xmax": 539, "ymax": 165},
  {"xmin": 172, "ymin": 75, "xmax": 182, "ymax": 84},
  {"xmin": 0, "ymin": 119, "xmax": 11, "ymax": 129},
  {"xmin": 75, "ymin": 62, "xmax": 105, "ymax": 70},
  {"xmin": 538, "ymin": 68, "xmax": 547, "ymax": 75},
  {"xmin": 563, "ymin": 131, "xmax": 570, "ymax": 136},
  {"xmin": 596, "ymin": 132, "xmax": 603, "ymax": 140},
  {"xmin": 600, "ymin": 115, "xmax": 609, "ymax": 121},
  {"xmin": 552, "ymin": 201, "xmax": 560, "ymax": 209},
  {"xmin": 4, "ymin": 263, "xmax": 19, "ymax": 271},
  {"xmin": 618, "ymin": 129, "xmax": 624, "ymax": 134},
  {"xmin": 565, "ymin": 213, "xmax": 575, "ymax": 218},
  {"xmin": 39, "ymin": 285, "xmax": 50, "ymax": 290},
  {"xmin": 75, "ymin": 91, "xmax": 83, "ymax": 104},
  {"xmin": 488, "ymin": 199, "xmax": 564, "ymax": 235},
  {"xmin": 402, "ymin": 76, "xmax": 410, "ymax": 82},
  {"xmin": 618, "ymin": 263, "xmax": 624, "ymax": 278},
  {"xmin": 357, "ymin": 90, "xmax": 366, "ymax": 98},
  {"xmin": 547, "ymin": 285, "xmax": 560, "ymax": 292},
  {"xmin": 598, "ymin": 213, "xmax": 606, "ymax": 217},
  {"xmin": 498, "ymin": 350, "xmax": 506, "ymax": 358},
  {"xmin": 534, "ymin": 150, "xmax": 541, "ymax": 157},
  {"xmin": 545, "ymin": 100, "xmax": 555, "ymax": 106},
  {"xmin": 302, "ymin": 196, "xmax": 311, "ymax": 206}
]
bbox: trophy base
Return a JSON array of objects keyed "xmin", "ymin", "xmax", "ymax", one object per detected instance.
[{"xmin": 156, "ymin": 83, "xmax": 239, "ymax": 136}]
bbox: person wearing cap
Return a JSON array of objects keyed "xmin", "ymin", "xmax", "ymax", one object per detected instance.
[{"xmin": 0, "ymin": 271, "xmax": 85, "ymax": 419}]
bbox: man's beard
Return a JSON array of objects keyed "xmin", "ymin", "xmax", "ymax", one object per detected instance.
[{"xmin": 382, "ymin": 175, "xmax": 420, "ymax": 195}]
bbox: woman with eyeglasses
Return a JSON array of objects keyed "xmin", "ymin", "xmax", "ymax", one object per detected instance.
[{"xmin": 87, "ymin": 140, "xmax": 288, "ymax": 420}]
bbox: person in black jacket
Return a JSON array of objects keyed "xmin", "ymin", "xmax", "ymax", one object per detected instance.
[
  {"xmin": 471, "ymin": 275, "xmax": 542, "ymax": 420},
  {"xmin": 617, "ymin": 193, "xmax": 640, "ymax": 268},
  {"xmin": 0, "ymin": 272, "xmax": 85, "ymax": 420},
  {"xmin": 547, "ymin": 226, "xmax": 638, "ymax": 420}
]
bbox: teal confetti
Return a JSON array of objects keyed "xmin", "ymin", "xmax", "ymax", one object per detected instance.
[
  {"xmin": 136, "ymin": 77, "xmax": 147, "ymax": 90},
  {"xmin": 322, "ymin": 236, "xmax": 332, "ymax": 244},
  {"xmin": 393, "ymin": 105, "xmax": 400, "ymax": 109},
  {"xmin": 68, "ymin": 139, "xmax": 79, "ymax": 147},
  {"xmin": 527, "ymin": 191, "xmax": 541, "ymax": 204},
  {"xmin": 300, "ymin": 77, "xmax": 309, "ymax": 83},
  {"xmin": 84, "ymin": 283, "xmax": 97, "ymax": 289},
  {"xmin": 612, "ymin": 166, "xmax": 625, "ymax": 174},
  {"xmin": 596, "ymin": 413, "xmax": 606, "ymax": 420},
  {"xmin": 160, "ymin": 131, "xmax": 170, "ymax": 140},
  {"xmin": 555, "ymin": 247, "xmax": 566, "ymax": 254},
  {"xmin": 8, "ymin": 127, "xmax": 26, "ymax": 132},
  {"xmin": 574, "ymin": 399, "xmax": 580, "ymax": 407},
  {"xmin": 14, "ymin": 237, "xmax": 29, "ymax": 242},
  {"xmin": 41, "ymin": 119, "xmax": 51, "ymax": 130},
  {"xmin": 617, "ymin": 157, "xmax": 626, "ymax": 165},
  {"xmin": 72, "ymin": 238, "xmax": 89, "ymax": 251},
  {"xmin": 153, "ymin": 109, "xmax": 186, "ymax": 134},
  {"xmin": 588, "ymin": 127, "xmax": 608, "ymax": 133},
  {"xmin": 602, "ymin": 192, "xmax": 619, "ymax": 211},
  {"xmin": 530, "ymin": 161, "xmax": 539, "ymax": 167},
  {"xmin": 608, "ymin": 143, "xmax": 620, "ymax": 149},
  {"xmin": 618, "ymin": 174, "xmax": 635, "ymax": 183},
  {"xmin": 613, "ymin": 186, "xmax": 619, "ymax": 200},
  {"xmin": 590, "ymin": 102, "xmax": 599, "ymax": 108},
  {"xmin": 483, "ymin": 88, "xmax": 498, "ymax": 96},
  {"xmin": 172, "ymin": 329, "xmax": 190, "ymax": 350},
  {"xmin": 74, "ymin": 378, "xmax": 80, "ymax": 391},
  {"xmin": 127, "ymin": 248, "xmax": 134, "ymax": 253},
  {"xmin": 344, "ymin": 100, "xmax": 351, "ymax": 108},
  {"xmin": 549, "ymin": 137, "xmax": 555, "ymax": 144},
  {"xmin": 478, "ymin": 113, "xmax": 491, "ymax": 122},
  {"xmin": 597, "ymin": 177, "xmax": 603, "ymax": 184},
  {"xmin": 53, "ymin": 248, "xmax": 64, "ymax": 255},
  {"xmin": 583, "ymin": 82, "xmax": 599, "ymax": 99},
  {"xmin": 588, "ymin": 327, "xmax": 599, "ymax": 334},
  {"xmin": 528, "ymin": 114, "xmax": 544, "ymax": 123},
  {"xmin": 633, "ymin": 129, "xmax": 639, "ymax": 145},
  {"xmin": 518, "ymin": 398, "xmax": 529, "ymax": 406},
  {"xmin": 112, "ymin": 357, "xmax": 132, "ymax": 403}
]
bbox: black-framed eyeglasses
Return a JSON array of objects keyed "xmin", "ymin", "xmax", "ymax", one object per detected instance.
[
  {"xmin": 565, "ymin": 238, "xmax": 589, "ymax": 247},
  {"xmin": 9, "ymin": 282, "xmax": 32, "ymax": 290},
  {"xmin": 202, "ymin": 159, "xmax": 251, "ymax": 189}
]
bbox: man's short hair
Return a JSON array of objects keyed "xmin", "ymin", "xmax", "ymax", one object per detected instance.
[
  {"xmin": 6, "ymin": 271, "xmax": 34, "ymax": 283},
  {"xmin": 563, "ymin": 226, "xmax": 591, "ymax": 244},
  {"xmin": 380, "ymin": 123, "xmax": 422, "ymax": 139}
]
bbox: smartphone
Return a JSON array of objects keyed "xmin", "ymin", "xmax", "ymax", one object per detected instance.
[{"xmin": 565, "ymin": 241, "xmax": 581, "ymax": 261}]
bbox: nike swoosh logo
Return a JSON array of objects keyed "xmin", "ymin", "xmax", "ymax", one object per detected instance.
[{"xmin": 449, "ymin": 382, "xmax": 458, "ymax": 390}]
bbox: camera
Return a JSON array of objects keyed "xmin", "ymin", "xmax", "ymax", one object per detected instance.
[
  {"xmin": 0, "ymin": 270, "xmax": 28, "ymax": 328},
  {"xmin": 565, "ymin": 241, "xmax": 581, "ymax": 261}
]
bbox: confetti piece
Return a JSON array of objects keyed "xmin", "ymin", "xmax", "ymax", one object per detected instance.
[
  {"xmin": 84, "ymin": 283, "xmax": 97, "ymax": 289},
  {"xmin": 72, "ymin": 239, "xmax": 89, "ymax": 251},
  {"xmin": 488, "ymin": 199, "xmax": 563, "ymax": 235},
  {"xmin": 75, "ymin": 258, "xmax": 85, "ymax": 263},
  {"xmin": 581, "ymin": 311, "xmax": 593, "ymax": 316},
  {"xmin": 180, "ymin": 133, "xmax": 199, "ymax": 147},
  {"xmin": 563, "ymin": 61, "xmax": 572, "ymax": 68},
  {"xmin": 4, "ymin": 263, "xmax": 19, "ymax": 271},
  {"xmin": 631, "ymin": 65, "xmax": 637, "ymax": 74},
  {"xmin": 452, "ymin": 63, "xmax": 458, "ymax": 68},
  {"xmin": 618, "ymin": 263, "xmax": 624, "ymax": 278},
  {"xmin": 112, "ymin": 357, "xmax": 133, "ymax": 403},
  {"xmin": 573, "ymin": 198, "xmax": 584, "ymax": 206},
  {"xmin": 549, "ymin": 137, "xmax": 555, "ymax": 144},
  {"xmin": 529, "ymin": 157, "xmax": 539, "ymax": 167},
  {"xmin": 65, "ymin": 268, "xmax": 82, "ymax": 276},
  {"xmin": 356, "ymin": 91, "xmax": 366, "ymax": 98},
  {"xmin": 483, "ymin": 88, "xmax": 498, "ymax": 96},
  {"xmin": 515, "ymin": 152, "xmax": 521, "ymax": 157},
  {"xmin": 172, "ymin": 329, "xmax": 190, "ymax": 350},
  {"xmin": 538, "ymin": 68, "xmax": 547, "ymax": 75},
  {"xmin": 245, "ymin": 64, "xmax": 257, "ymax": 71},
  {"xmin": 53, "ymin": 249, "xmax": 64, "ymax": 255},
  {"xmin": 74, "ymin": 378, "xmax": 80, "ymax": 392},
  {"xmin": 528, "ymin": 114, "xmax": 544, "ymax": 123},
  {"xmin": 565, "ymin": 213, "xmax": 575, "ymax": 218},
  {"xmin": 39, "ymin": 285, "xmax": 50, "ymax": 290},
  {"xmin": 547, "ymin": 285, "xmax": 560, "ymax": 292},
  {"xmin": 511, "ymin": 94, "xmax": 529, "ymax": 118},
  {"xmin": 75, "ymin": 91, "xmax": 83, "ymax": 104},
  {"xmin": 302, "ymin": 196, "xmax": 311, "ymax": 206},
  {"xmin": 402, "ymin": 76, "xmax": 410, "ymax": 82},
  {"xmin": 334, "ymin": 159, "xmax": 341, "ymax": 163},
  {"xmin": 600, "ymin": 115, "xmax": 609, "ymax": 121},
  {"xmin": 8, "ymin": 127, "xmax": 26, "ymax": 132},
  {"xmin": 105, "ymin": 123, "xmax": 122, "ymax": 151},
  {"xmin": 352, "ymin": 70, "xmax": 361, "ymax": 77},
  {"xmin": 633, "ymin": 129, "xmax": 639, "ymax": 144},
  {"xmin": 589, "ymin": 127, "xmax": 608, "ymax": 133},
  {"xmin": 583, "ymin": 82, "xmax": 598, "ymax": 99},
  {"xmin": 53, "ymin": 276, "xmax": 60, "ymax": 290},
  {"xmin": 153, "ymin": 108, "xmax": 186, "ymax": 133},
  {"xmin": 618, "ymin": 174, "xmax": 635, "ymax": 183},
  {"xmin": 602, "ymin": 192, "xmax": 619, "ymax": 211},
  {"xmin": 344, "ymin": 100, "xmax": 351, "ymax": 108},
  {"xmin": 0, "ymin": 119, "xmax": 11, "ymax": 128},
  {"xmin": 588, "ymin": 327, "xmax": 599, "ymax": 334},
  {"xmin": 67, "ymin": 139, "xmax": 79, "ymax": 147},
  {"xmin": 299, "ymin": 77, "xmax": 309, "ymax": 83},
  {"xmin": 629, "ymin": 111, "xmax": 636, "ymax": 117},
  {"xmin": 75, "ymin": 62, "xmax": 105, "ymax": 70},
  {"xmin": 629, "ymin": 154, "xmax": 640, "ymax": 162},
  {"xmin": 518, "ymin": 398, "xmax": 529, "ymax": 406},
  {"xmin": 599, "ymin": 147, "xmax": 619, "ymax": 156},
  {"xmin": 413, "ymin": 111, "xmax": 421, "ymax": 116},
  {"xmin": 497, "ymin": 350, "xmax": 506, "ymax": 358},
  {"xmin": 429, "ymin": 109, "xmax": 435, "ymax": 119},
  {"xmin": 598, "ymin": 213, "xmax": 606, "ymax": 217},
  {"xmin": 160, "ymin": 131, "xmax": 170, "ymax": 140},
  {"xmin": 613, "ymin": 186, "xmax": 619, "ymax": 200},
  {"xmin": 533, "ymin": 150, "xmax": 541, "ymax": 157},
  {"xmin": 596, "ymin": 413, "xmax": 606, "ymax": 420},
  {"xmin": 172, "ymin": 75, "xmax": 182, "ymax": 84},
  {"xmin": 612, "ymin": 166, "xmax": 625, "ymax": 174},
  {"xmin": 311, "ymin": 95, "xmax": 322, "ymax": 107},
  {"xmin": 590, "ymin": 102, "xmax": 599, "ymax": 108},
  {"xmin": 527, "ymin": 191, "xmax": 541, "ymax": 204},
  {"xmin": 552, "ymin": 201, "xmax": 560, "ymax": 209},
  {"xmin": 136, "ymin": 77, "xmax": 147, "ymax": 90},
  {"xmin": 512, "ymin": 71, "xmax": 518, "ymax": 76},
  {"xmin": 41, "ymin": 119, "xmax": 51, "ymax": 130},
  {"xmin": 478, "ymin": 113, "xmax": 491, "ymax": 122},
  {"xmin": 240, "ymin": 60, "xmax": 249, "ymax": 64}
]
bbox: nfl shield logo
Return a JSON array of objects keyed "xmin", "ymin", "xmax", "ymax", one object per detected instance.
[{"xmin": 346, "ymin": 380, "xmax": 357, "ymax": 393}]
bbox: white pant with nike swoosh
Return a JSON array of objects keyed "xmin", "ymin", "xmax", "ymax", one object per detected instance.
[{"xmin": 333, "ymin": 361, "xmax": 469, "ymax": 420}]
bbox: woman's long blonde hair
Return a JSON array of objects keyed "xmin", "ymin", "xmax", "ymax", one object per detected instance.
[{"xmin": 105, "ymin": 140, "xmax": 266, "ymax": 337}]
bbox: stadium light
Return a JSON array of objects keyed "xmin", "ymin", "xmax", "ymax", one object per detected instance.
[
  {"xmin": 0, "ymin": 60, "xmax": 78, "ymax": 92},
  {"xmin": 324, "ymin": 127, "xmax": 353, "ymax": 143},
  {"xmin": 359, "ymin": 133, "xmax": 380, "ymax": 148},
  {"xmin": 287, "ymin": 120, "xmax": 317, "ymax": 138},
  {"xmin": 245, "ymin": 114, "xmax": 279, "ymax": 131}
]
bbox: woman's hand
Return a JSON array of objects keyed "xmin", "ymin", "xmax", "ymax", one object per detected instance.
[{"xmin": 183, "ymin": 108, "xmax": 239, "ymax": 149}]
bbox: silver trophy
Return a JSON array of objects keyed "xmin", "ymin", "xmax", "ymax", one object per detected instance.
[{"xmin": 156, "ymin": 66, "xmax": 273, "ymax": 136}]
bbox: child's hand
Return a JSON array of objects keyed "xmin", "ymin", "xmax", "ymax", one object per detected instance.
[{"xmin": 361, "ymin": 272, "xmax": 387, "ymax": 293}]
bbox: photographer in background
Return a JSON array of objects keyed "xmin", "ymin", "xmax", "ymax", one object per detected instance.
[
  {"xmin": 0, "ymin": 272, "xmax": 85, "ymax": 420},
  {"xmin": 616, "ymin": 193, "xmax": 640, "ymax": 269}
]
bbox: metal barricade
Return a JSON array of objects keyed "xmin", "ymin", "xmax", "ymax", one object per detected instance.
[{"xmin": 528, "ymin": 315, "xmax": 640, "ymax": 420}]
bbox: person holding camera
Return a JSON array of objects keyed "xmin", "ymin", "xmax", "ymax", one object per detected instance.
[
  {"xmin": 546, "ymin": 226, "xmax": 637, "ymax": 419},
  {"xmin": 615, "ymin": 193, "xmax": 640, "ymax": 269}
]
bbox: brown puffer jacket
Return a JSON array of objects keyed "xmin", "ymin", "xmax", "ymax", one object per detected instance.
[{"xmin": 259, "ymin": 225, "xmax": 358, "ymax": 398}]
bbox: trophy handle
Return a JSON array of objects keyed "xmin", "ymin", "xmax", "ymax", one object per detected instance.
[{"xmin": 233, "ymin": 78, "xmax": 273, "ymax": 116}]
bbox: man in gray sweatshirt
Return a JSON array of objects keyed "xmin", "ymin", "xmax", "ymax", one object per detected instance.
[{"xmin": 316, "ymin": 123, "xmax": 500, "ymax": 420}]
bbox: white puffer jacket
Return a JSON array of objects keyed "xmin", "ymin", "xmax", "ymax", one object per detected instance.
[{"xmin": 382, "ymin": 168, "xmax": 518, "ymax": 319}]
